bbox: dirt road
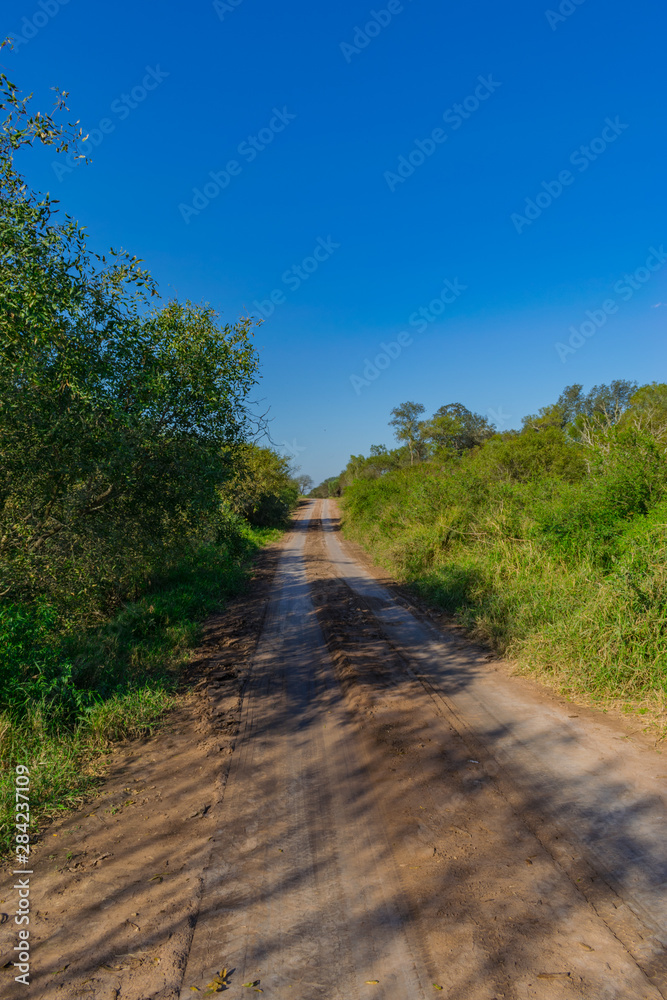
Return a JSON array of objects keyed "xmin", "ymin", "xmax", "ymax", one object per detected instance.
[{"xmin": 3, "ymin": 500, "xmax": 666, "ymax": 999}]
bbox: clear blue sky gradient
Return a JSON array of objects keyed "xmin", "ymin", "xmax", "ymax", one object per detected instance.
[{"xmin": 3, "ymin": 0, "xmax": 665, "ymax": 483}]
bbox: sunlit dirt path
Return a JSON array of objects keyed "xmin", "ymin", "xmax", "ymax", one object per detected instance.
[
  {"xmin": 180, "ymin": 502, "xmax": 430, "ymax": 998},
  {"xmin": 180, "ymin": 500, "xmax": 666, "ymax": 1000},
  {"xmin": 3, "ymin": 501, "xmax": 666, "ymax": 999}
]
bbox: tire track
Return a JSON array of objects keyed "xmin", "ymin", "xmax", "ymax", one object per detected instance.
[
  {"xmin": 179, "ymin": 504, "xmax": 432, "ymax": 1000},
  {"xmin": 316, "ymin": 498, "xmax": 667, "ymax": 998}
]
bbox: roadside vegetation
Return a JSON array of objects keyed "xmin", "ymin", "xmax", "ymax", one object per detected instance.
[
  {"xmin": 316, "ymin": 384, "xmax": 667, "ymax": 724},
  {"xmin": 0, "ymin": 57, "xmax": 299, "ymax": 854}
]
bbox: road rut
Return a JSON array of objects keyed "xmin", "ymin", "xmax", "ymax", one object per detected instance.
[
  {"xmin": 180, "ymin": 501, "xmax": 667, "ymax": 1000},
  {"xmin": 180, "ymin": 503, "xmax": 430, "ymax": 998}
]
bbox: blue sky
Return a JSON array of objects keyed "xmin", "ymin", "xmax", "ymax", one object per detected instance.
[{"xmin": 3, "ymin": 0, "xmax": 665, "ymax": 484}]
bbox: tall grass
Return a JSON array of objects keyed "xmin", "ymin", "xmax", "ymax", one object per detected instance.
[
  {"xmin": 0, "ymin": 523, "xmax": 281, "ymax": 857},
  {"xmin": 342, "ymin": 453, "xmax": 667, "ymax": 720}
]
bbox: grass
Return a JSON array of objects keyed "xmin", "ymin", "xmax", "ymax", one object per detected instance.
[
  {"xmin": 0, "ymin": 523, "xmax": 282, "ymax": 859},
  {"xmin": 341, "ymin": 467, "xmax": 667, "ymax": 731}
]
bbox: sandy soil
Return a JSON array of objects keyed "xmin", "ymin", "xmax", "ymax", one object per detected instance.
[
  {"xmin": 0, "ymin": 543, "xmax": 283, "ymax": 999},
  {"xmin": 2, "ymin": 501, "xmax": 666, "ymax": 999}
]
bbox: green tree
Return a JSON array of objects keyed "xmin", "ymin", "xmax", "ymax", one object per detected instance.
[
  {"xmin": 523, "ymin": 381, "xmax": 638, "ymax": 441},
  {"xmin": 425, "ymin": 403, "xmax": 495, "ymax": 455},
  {"xmin": 389, "ymin": 402, "xmax": 426, "ymax": 465},
  {"xmin": 295, "ymin": 474, "xmax": 314, "ymax": 495},
  {"xmin": 472, "ymin": 427, "xmax": 586, "ymax": 482},
  {"xmin": 522, "ymin": 384, "xmax": 585, "ymax": 431},
  {"xmin": 621, "ymin": 383, "xmax": 667, "ymax": 444},
  {"xmin": 310, "ymin": 476, "xmax": 341, "ymax": 498},
  {"xmin": 222, "ymin": 444, "xmax": 298, "ymax": 526},
  {"xmin": 0, "ymin": 62, "xmax": 261, "ymax": 613}
]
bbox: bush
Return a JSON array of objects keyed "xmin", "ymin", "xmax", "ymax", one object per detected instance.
[
  {"xmin": 0, "ymin": 66, "xmax": 297, "ymax": 856},
  {"xmin": 341, "ymin": 408, "xmax": 667, "ymax": 716},
  {"xmin": 222, "ymin": 444, "xmax": 300, "ymax": 527},
  {"xmin": 0, "ymin": 520, "xmax": 281, "ymax": 856}
]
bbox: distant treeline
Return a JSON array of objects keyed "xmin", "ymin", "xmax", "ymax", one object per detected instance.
[{"xmin": 315, "ymin": 381, "xmax": 667, "ymax": 715}]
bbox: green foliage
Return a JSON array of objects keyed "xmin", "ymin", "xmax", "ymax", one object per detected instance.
[
  {"xmin": 533, "ymin": 429, "xmax": 667, "ymax": 567},
  {"xmin": 471, "ymin": 427, "xmax": 586, "ymax": 482},
  {"xmin": 351, "ymin": 400, "xmax": 498, "ymax": 476},
  {"xmin": 0, "ymin": 521, "xmax": 279, "ymax": 856},
  {"xmin": 0, "ymin": 67, "xmax": 262, "ymax": 624},
  {"xmin": 425, "ymin": 403, "xmax": 495, "ymax": 456},
  {"xmin": 0, "ymin": 62, "xmax": 293, "ymax": 855},
  {"xmin": 389, "ymin": 401, "xmax": 427, "ymax": 464},
  {"xmin": 310, "ymin": 476, "xmax": 342, "ymax": 498},
  {"xmin": 222, "ymin": 443, "xmax": 300, "ymax": 526},
  {"xmin": 0, "ymin": 601, "xmax": 79, "ymax": 721},
  {"xmin": 295, "ymin": 473, "xmax": 314, "ymax": 496},
  {"xmin": 522, "ymin": 379, "xmax": 638, "ymax": 432},
  {"xmin": 341, "ymin": 383, "xmax": 667, "ymax": 714},
  {"xmin": 620, "ymin": 382, "xmax": 667, "ymax": 444}
]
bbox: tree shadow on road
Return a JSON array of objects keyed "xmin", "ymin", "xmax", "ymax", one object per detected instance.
[{"xmin": 6, "ymin": 510, "xmax": 667, "ymax": 1000}]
